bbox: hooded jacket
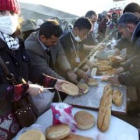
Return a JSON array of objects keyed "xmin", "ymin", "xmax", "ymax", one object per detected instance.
[{"xmin": 118, "ymin": 22, "xmax": 140, "ymax": 86}]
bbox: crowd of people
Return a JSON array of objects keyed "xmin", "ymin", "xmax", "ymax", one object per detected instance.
[{"xmin": 0, "ymin": 0, "xmax": 140, "ymax": 139}]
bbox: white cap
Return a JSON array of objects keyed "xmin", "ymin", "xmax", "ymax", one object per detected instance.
[{"xmin": 36, "ymin": 19, "xmax": 44, "ymax": 28}]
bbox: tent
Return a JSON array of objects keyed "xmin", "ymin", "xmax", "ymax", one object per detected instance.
[{"xmin": 20, "ymin": 2, "xmax": 78, "ymax": 22}]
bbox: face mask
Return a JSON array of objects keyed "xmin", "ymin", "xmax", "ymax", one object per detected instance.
[
  {"xmin": 74, "ymin": 36, "xmax": 82, "ymax": 42},
  {"xmin": 74, "ymin": 30, "xmax": 82, "ymax": 42},
  {"xmin": 0, "ymin": 14, "xmax": 19, "ymax": 35}
]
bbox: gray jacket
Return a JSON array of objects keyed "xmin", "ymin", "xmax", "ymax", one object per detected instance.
[{"xmin": 25, "ymin": 31, "xmax": 71, "ymax": 83}]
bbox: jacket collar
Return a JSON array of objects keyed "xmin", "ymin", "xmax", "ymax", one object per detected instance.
[
  {"xmin": 0, "ymin": 38, "xmax": 7, "ymax": 49},
  {"xmin": 131, "ymin": 22, "xmax": 140, "ymax": 43}
]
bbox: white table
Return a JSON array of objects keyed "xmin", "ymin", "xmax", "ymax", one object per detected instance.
[{"xmin": 35, "ymin": 107, "xmax": 138, "ymax": 140}]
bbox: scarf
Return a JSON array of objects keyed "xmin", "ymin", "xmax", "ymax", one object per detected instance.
[{"xmin": 0, "ymin": 32, "xmax": 19, "ymax": 50}]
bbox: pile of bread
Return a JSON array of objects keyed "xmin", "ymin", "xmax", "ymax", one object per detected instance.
[
  {"xmin": 46, "ymin": 123, "xmax": 94, "ymax": 140},
  {"xmin": 93, "ymin": 55, "xmax": 122, "ymax": 75},
  {"xmin": 108, "ymin": 55, "xmax": 123, "ymax": 64},
  {"xmin": 94, "ymin": 60, "xmax": 112, "ymax": 73},
  {"xmin": 91, "ymin": 60, "xmax": 118, "ymax": 82},
  {"xmin": 19, "ymin": 121, "xmax": 94, "ymax": 140},
  {"xmin": 60, "ymin": 79, "xmax": 98, "ymax": 96}
]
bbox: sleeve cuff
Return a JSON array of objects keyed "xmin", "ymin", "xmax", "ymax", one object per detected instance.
[
  {"xmin": 43, "ymin": 75, "xmax": 57, "ymax": 87},
  {"xmin": 13, "ymin": 84, "xmax": 29, "ymax": 100}
]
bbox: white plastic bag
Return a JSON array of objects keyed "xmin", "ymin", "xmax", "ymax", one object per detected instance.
[{"xmin": 31, "ymin": 88, "xmax": 55, "ymax": 116}]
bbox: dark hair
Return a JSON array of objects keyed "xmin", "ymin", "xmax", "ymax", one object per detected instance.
[
  {"xmin": 118, "ymin": 12, "xmax": 139, "ymax": 27},
  {"xmin": 123, "ymin": 2, "xmax": 140, "ymax": 14},
  {"xmin": 112, "ymin": 12, "xmax": 118, "ymax": 17},
  {"xmin": 39, "ymin": 20, "xmax": 63, "ymax": 38},
  {"xmin": 74, "ymin": 17, "xmax": 92, "ymax": 30},
  {"xmin": 85, "ymin": 10, "xmax": 97, "ymax": 18}
]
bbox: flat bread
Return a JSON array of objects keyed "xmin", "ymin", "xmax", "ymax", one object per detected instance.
[
  {"xmin": 98, "ymin": 65, "xmax": 112, "ymax": 71},
  {"xmin": 74, "ymin": 111, "xmax": 95, "ymax": 130},
  {"xmin": 87, "ymin": 78, "xmax": 98, "ymax": 86},
  {"xmin": 113, "ymin": 90, "xmax": 123, "ymax": 106},
  {"xmin": 95, "ymin": 61, "xmax": 110, "ymax": 66},
  {"xmin": 19, "ymin": 130, "xmax": 45, "ymax": 140},
  {"xmin": 63, "ymin": 133, "xmax": 93, "ymax": 140},
  {"xmin": 46, "ymin": 124, "xmax": 70, "ymax": 140},
  {"xmin": 103, "ymin": 69, "xmax": 116, "ymax": 76},
  {"xmin": 77, "ymin": 83, "xmax": 89, "ymax": 94},
  {"xmin": 61, "ymin": 82, "xmax": 79, "ymax": 96},
  {"xmin": 108, "ymin": 55, "xmax": 123, "ymax": 64}
]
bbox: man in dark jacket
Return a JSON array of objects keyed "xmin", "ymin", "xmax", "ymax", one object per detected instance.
[
  {"xmin": 108, "ymin": 13, "xmax": 140, "ymax": 98},
  {"xmin": 85, "ymin": 10, "xmax": 99, "ymax": 43},
  {"xmin": 60, "ymin": 17, "xmax": 92, "ymax": 81},
  {"xmin": 114, "ymin": 2, "xmax": 140, "ymax": 58},
  {"xmin": 98, "ymin": 11, "xmax": 110, "ymax": 42},
  {"xmin": 123, "ymin": 2, "xmax": 140, "ymax": 19}
]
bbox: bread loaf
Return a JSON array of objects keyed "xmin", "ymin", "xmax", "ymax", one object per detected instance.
[
  {"xmin": 112, "ymin": 90, "xmax": 123, "ymax": 106},
  {"xmin": 77, "ymin": 83, "xmax": 89, "ymax": 94},
  {"xmin": 74, "ymin": 111, "xmax": 95, "ymax": 130},
  {"xmin": 108, "ymin": 55, "xmax": 122, "ymax": 64},
  {"xmin": 103, "ymin": 69, "xmax": 116, "ymax": 76},
  {"xmin": 97, "ymin": 85, "xmax": 113, "ymax": 132},
  {"xmin": 98, "ymin": 65, "xmax": 112, "ymax": 71},
  {"xmin": 87, "ymin": 78, "xmax": 98, "ymax": 86},
  {"xmin": 61, "ymin": 82, "xmax": 79, "ymax": 96},
  {"xmin": 63, "ymin": 133, "xmax": 93, "ymax": 140},
  {"xmin": 19, "ymin": 130, "xmax": 45, "ymax": 140},
  {"xmin": 46, "ymin": 124, "xmax": 70, "ymax": 140},
  {"xmin": 95, "ymin": 61, "xmax": 110, "ymax": 66}
]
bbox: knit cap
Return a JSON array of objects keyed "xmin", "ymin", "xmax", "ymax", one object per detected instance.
[{"xmin": 0, "ymin": 0, "xmax": 20, "ymax": 14}]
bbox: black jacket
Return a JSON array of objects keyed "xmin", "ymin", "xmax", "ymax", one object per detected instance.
[
  {"xmin": 60, "ymin": 32, "xmax": 96, "ymax": 70},
  {"xmin": 118, "ymin": 22, "xmax": 140, "ymax": 86},
  {"xmin": 0, "ymin": 39, "xmax": 29, "ymax": 99},
  {"xmin": 60, "ymin": 32, "xmax": 85, "ymax": 69}
]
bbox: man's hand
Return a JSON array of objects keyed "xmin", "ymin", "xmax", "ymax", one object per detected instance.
[
  {"xmin": 67, "ymin": 71, "xmax": 78, "ymax": 84},
  {"xmin": 115, "ymin": 67, "xmax": 124, "ymax": 75},
  {"xmin": 54, "ymin": 79, "xmax": 69, "ymax": 92},
  {"xmin": 76, "ymin": 70, "xmax": 89, "ymax": 82},
  {"xmin": 108, "ymin": 76, "xmax": 120, "ymax": 85}
]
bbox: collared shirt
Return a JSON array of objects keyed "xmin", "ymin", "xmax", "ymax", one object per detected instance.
[
  {"xmin": 38, "ymin": 34, "xmax": 52, "ymax": 51},
  {"xmin": 38, "ymin": 34, "xmax": 53, "ymax": 68}
]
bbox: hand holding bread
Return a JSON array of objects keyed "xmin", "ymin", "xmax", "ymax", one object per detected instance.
[
  {"xmin": 77, "ymin": 83, "xmax": 89, "ymax": 94},
  {"xmin": 60, "ymin": 82, "xmax": 79, "ymax": 96}
]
